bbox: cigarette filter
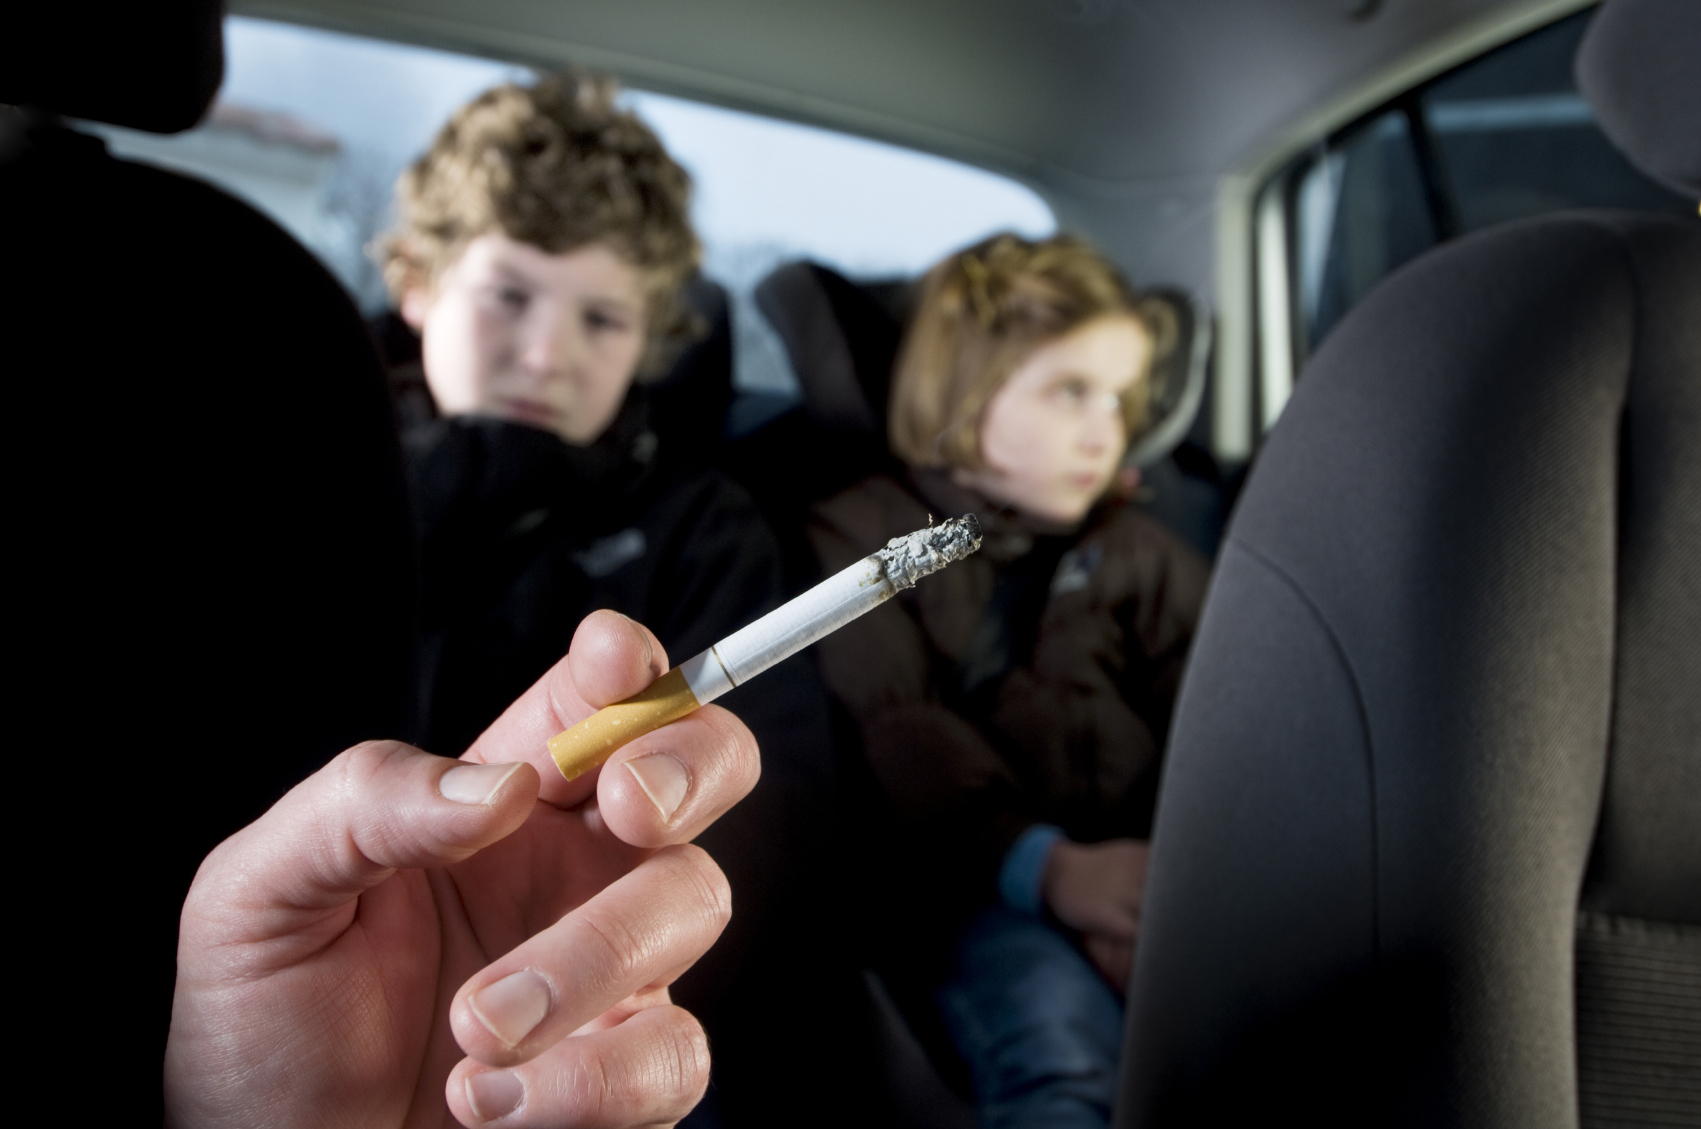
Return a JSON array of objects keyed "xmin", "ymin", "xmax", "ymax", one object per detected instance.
[{"xmin": 548, "ymin": 514, "xmax": 983, "ymax": 780}]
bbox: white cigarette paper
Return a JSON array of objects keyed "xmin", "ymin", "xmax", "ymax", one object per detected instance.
[
  {"xmin": 680, "ymin": 514, "xmax": 985, "ymax": 703},
  {"xmin": 547, "ymin": 515, "xmax": 984, "ymax": 780}
]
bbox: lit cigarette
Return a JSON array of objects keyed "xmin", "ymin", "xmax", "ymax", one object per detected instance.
[{"xmin": 548, "ymin": 515, "xmax": 983, "ymax": 780}]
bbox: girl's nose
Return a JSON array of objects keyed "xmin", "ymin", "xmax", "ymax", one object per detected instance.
[{"xmin": 1080, "ymin": 400, "xmax": 1123, "ymax": 455}]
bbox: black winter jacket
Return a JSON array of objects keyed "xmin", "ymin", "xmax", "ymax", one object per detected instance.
[
  {"xmin": 406, "ymin": 392, "xmax": 789, "ymax": 755},
  {"xmin": 402, "ymin": 390, "xmax": 843, "ymax": 1120}
]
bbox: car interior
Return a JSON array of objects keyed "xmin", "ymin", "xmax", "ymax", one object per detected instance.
[{"xmin": 2, "ymin": 0, "xmax": 1694, "ymax": 1125}]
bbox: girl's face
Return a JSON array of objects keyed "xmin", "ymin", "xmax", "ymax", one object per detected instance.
[
  {"xmin": 403, "ymin": 233, "xmax": 649, "ymax": 445},
  {"xmin": 955, "ymin": 315, "xmax": 1149, "ymax": 525}
]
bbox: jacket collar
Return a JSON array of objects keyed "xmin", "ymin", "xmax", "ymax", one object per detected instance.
[{"xmin": 906, "ymin": 467, "xmax": 1085, "ymax": 564}]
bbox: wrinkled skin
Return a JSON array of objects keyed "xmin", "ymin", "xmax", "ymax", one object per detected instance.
[{"xmin": 166, "ymin": 610, "xmax": 761, "ymax": 1128}]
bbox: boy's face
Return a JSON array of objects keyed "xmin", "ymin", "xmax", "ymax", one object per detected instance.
[
  {"xmin": 956, "ymin": 315, "xmax": 1148, "ymax": 526},
  {"xmin": 403, "ymin": 233, "xmax": 649, "ymax": 445}
]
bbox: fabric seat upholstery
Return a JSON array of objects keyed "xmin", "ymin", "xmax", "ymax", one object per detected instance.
[
  {"xmin": 1115, "ymin": 2, "xmax": 1698, "ymax": 1122},
  {"xmin": 1114, "ymin": 208, "xmax": 1698, "ymax": 1128}
]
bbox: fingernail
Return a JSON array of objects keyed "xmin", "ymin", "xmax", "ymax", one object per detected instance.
[
  {"xmin": 471, "ymin": 969, "xmax": 551, "ymax": 1047},
  {"xmin": 440, "ymin": 762, "xmax": 519, "ymax": 806},
  {"xmin": 465, "ymin": 1070, "xmax": 524, "ymax": 1121},
  {"xmin": 625, "ymin": 753, "xmax": 690, "ymax": 821}
]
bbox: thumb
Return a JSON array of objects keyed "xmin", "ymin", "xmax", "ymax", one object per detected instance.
[{"xmin": 182, "ymin": 741, "xmax": 538, "ymax": 949}]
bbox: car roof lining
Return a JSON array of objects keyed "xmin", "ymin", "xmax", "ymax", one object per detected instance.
[{"xmin": 233, "ymin": 0, "xmax": 1587, "ymax": 199}]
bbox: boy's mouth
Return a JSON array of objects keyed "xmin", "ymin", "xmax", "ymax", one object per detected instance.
[{"xmin": 496, "ymin": 398, "xmax": 560, "ymax": 429}]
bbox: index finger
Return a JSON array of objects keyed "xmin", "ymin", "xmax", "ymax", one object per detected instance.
[
  {"xmin": 464, "ymin": 611, "xmax": 668, "ymax": 806},
  {"xmin": 464, "ymin": 612, "xmax": 762, "ymax": 850}
]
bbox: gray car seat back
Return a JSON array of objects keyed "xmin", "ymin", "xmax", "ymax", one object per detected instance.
[
  {"xmin": 1115, "ymin": 1, "xmax": 1700, "ymax": 1119},
  {"xmin": 1116, "ymin": 205, "xmax": 1698, "ymax": 1128}
]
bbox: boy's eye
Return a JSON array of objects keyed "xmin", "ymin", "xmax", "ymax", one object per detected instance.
[
  {"xmin": 585, "ymin": 308, "xmax": 633, "ymax": 333},
  {"xmin": 495, "ymin": 286, "xmax": 530, "ymax": 312}
]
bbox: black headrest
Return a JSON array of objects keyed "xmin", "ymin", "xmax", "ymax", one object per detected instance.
[
  {"xmin": 646, "ymin": 275, "xmax": 735, "ymax": 464},
  {"xmin": 1, "ymin": 0, "xmax": 225, "ymax": 134},
  {"xmin": 755, "ymin": 260, "xmax": 909, "ymax": 439},
  {"xmin": 1576, "ymin": 0, "xmax": 1701, "ymax": 197}
]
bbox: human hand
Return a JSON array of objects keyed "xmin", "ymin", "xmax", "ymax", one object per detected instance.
[
  {"xmin": 165, "ymin": 609, "xmax": 761, "ymax": 1129},
  {"xmin": 1041, "ymin": 837, "xmax": 1150, "ymax": 988},
  {"xmin": 1081, "ymin": 933, "xmax": 1135, "ymax": 991}
]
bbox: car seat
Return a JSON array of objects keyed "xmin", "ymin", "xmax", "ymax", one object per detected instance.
[
  {"xmin": 648, "ymin": 275, "xmax": 737, "ymax": 466},
  {"xmin": 1113, "ymin": 1, "xmax": 1699, "ymax": 1125},
  {"xmin": 2, "ymin": 1, "xmax": 416, "ymax": 1119},
  {"xmin": 715, "ymin": 262, "xmax": 909, "ymax": 589}
]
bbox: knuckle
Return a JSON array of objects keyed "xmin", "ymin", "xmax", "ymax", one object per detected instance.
[
  {"xmin": 335, "ymin": 739, "xmax": 410, "ymax": 785},
  {"xmin": 572, "ymin": 850, "xmax": 731, "ymax": 998},
  {"xmin": 696, "ymin": 708, "xmax": 762, "ymax": 791},
  {"xmin": 653, "ymin": 1008, "xmax": 712, "ymax": 1097},
  {"xmin": 600, "ymin": 1010, "xmax": 710, "ymax": 1123},
  {"xmin": 576, "ymin": 905, "xmax": 652, "ymax": 991},
  {"xmin": 557, "ymin": 1050, "xmax": 610, "ymax": 1124},
  {"xmin": 661, "ymin": 845, "xmax": 733, "ymax": 932}
]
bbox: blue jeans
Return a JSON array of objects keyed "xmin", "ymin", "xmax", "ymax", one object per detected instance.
[{"xmin": 936, "ymin": 906, "xmax": 1124, "ymax": 1129}]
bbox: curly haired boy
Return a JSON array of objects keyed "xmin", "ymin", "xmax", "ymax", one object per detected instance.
[{"xmin": 380, "ymin": 73, "xmax": 838, "ymax": 1123}]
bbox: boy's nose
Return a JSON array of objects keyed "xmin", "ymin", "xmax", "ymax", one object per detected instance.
[{"xmin": 521, "ymin": 316, "xmax": 580, "ymax": 379}]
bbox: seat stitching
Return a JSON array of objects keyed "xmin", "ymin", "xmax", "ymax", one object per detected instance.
[{"xmin": 1222, "ymin": 533, "xmax": 1381, "ymax": 965}]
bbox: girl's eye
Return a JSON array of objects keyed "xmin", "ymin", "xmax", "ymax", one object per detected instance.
[
  {"xmin": 496, "ymin": 287, "xmax": 529, "ymax": 313},
  {"xmin": 1053, "ymin": 378, "xmax": 1090, "ymax": 405}
]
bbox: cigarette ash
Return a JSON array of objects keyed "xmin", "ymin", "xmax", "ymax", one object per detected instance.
[{"xmin": 876, "ymin": 514, "xmax": 984, "ymax": 591}]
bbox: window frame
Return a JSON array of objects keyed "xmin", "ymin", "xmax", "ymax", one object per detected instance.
[
  {"xmin": 1254, "ymin": 83, "xmax": 1465, "ymax": 423},
  {"xmin": 1213, "ymin": 0, "xmax": 1598, "ymax": 463}
]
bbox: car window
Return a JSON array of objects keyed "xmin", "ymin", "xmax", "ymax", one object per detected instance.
[
  {"xmin": 83, "ymin": 16, "xmax": 1054, "ymax": 397},
  {"xmin": 1289, "ymin": 5, "xmax": 1692, "ymax": 356}
]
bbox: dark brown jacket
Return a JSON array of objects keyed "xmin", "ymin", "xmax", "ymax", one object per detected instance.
[{"xmin": 810, "ymin": 470, "xmax": 1210, "ymax": 957}]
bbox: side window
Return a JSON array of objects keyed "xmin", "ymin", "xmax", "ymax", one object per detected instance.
[
  {"xmin": 1296, "ymin": 111, "xmax": 1440, "ymax": 349},
  {"xmin": 621, "ymin": 91, "xmax": 1054, "ymax": 398},
  {"xmin": 1287, "ymin": 6, "xmax": 1692, "ymax": 358},
  {"xmin": 83, "ymin": 17, "xmax": 1054, "ymax": 398}
]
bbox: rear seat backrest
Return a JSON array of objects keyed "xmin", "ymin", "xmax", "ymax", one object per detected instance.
[
  {"xmin": 755, "ymin": 260, "xmax": 909, "ymax": 438},
  {"xmin": 644, "ymin": 274, "xmax": 736, "ymax": 466}
]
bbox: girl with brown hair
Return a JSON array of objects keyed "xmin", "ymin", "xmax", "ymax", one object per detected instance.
[{"xmin": 810, "ymin": 233, "xmax": 1210, "ymax": 1129}]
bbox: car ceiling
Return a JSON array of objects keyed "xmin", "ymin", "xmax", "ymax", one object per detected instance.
[{"xmin": 233, "ymin": 0, "xmax": 1583, "ymax": 299}]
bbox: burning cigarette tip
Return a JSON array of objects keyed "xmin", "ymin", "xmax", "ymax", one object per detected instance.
[{"xmin": 877, "ymin": 513, "xmax": 983, "ymax": 590}]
